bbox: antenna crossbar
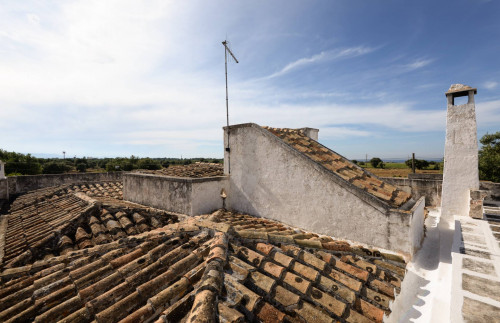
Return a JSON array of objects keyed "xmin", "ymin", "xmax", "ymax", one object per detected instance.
[
  {"xmin": 222, "ymin": 40, "xmax": 239, "ymax": 175},
  {"xmin": 222, "ymin": 41, "xmax": 239, "ymax": 63}
]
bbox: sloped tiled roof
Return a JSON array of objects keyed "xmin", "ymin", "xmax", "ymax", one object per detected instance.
[
  {"xmin": 0, "ymin": 209, "xmax": 407, "ymax": 322},
  {"xmin": 263, "ymin": 127, "xmax": 411, "ymax": 208},
  {"xmin": 133, "ymin": 163, "xmax": 224, "ymax": 178},
  {"xmin": 66, "ymin": 182, "xmax": 123, "ymax": 200},
  {"xmin": 2, "ymin": 192, "xmax": 92, "ymax": 266},
  {"xmin": 8, "ymin": 182, "xmax": 123, "ymax": 212},
  {"xmin": 1, "ymin": 188, "xmax": 177, "ymax": 269}
]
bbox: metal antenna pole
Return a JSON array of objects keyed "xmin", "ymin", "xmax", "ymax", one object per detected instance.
[
  {"xmin": 222, "ymin": 40, "xmax": 238, "ymax": 174},
  {"xmin": 224, "ymin": 42, "xmax": 229, "ymax": 130}
]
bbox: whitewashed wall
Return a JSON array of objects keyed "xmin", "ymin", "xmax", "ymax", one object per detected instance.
[
  {"xmin": 123, "ymin": 173, "xmax": 228, "ymax": 216},
  {"xmin": 441, "ymin": 92, "xmax": 479, "ymax": 219},
  {"xmin": 224, "ymin": 123, "xmax": 423, "ymax": 256}
]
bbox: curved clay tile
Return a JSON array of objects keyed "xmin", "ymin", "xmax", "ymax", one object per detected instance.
[
  {"xmin": 105, "ymin": 220, "xmax": 123, "ymax": 235},
  {"xmin": 118, "ymin": 216, "xmax": 133, "ymax": 230},
  {"xmin": 90, "ymin": 222, "xmax": 106, "ymax": 236},
  {"xmin": 75, "ymin": 227, "xmax": 91, "ymax": 243},
  {"xmin": 132, "ymin": 212, "xmax": 146, "ymax": 225},
  {"xmin": 58, "ymin": 235, "xmax": 73, "ymax": 249}
]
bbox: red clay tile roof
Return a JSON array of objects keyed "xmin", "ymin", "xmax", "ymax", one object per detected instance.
[
  {"xmin": 263, "ymin": 127, "xmax": 412, "ymax": 208},
  {"xmin": 8, "ymin": 182, "xmax": 123, "ymax": 212},
  {"xmin": 0, "ymin": 208, "xmax": 407, "ymax": 322},
  {"xmin": 133, "ymin": 163, "xmax": 224, "ymax": 178},
  {"xmin": 66, "ymin": 182, "xmax": 123, "ymax": 200},
  {"xmin": 1, "ymin": 188, "xmax": 177, "ymax": 268}
]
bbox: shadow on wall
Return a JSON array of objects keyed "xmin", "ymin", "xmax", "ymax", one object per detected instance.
[{"xmin": 389, "ymin": 273, "xmax": 430, "ymax": 322}]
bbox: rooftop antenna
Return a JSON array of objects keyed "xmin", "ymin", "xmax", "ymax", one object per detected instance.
[{"xmin": 222, "ymin": 39, "xmax": 239, "ymax": 174}]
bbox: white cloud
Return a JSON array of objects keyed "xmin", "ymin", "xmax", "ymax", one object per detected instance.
[
  {"xmin": 483, "ymin": 81, "xmax": 498, "ymax": 90},
  {"xmin": 320, "ymin": 127, "xmax": 372, "ymax": 138},
  {"xmin": 477, "ymin": 100, "xmax": 500, "ymax": 127},
  {"xmin": 0, "ymin": 1, "xmax": 496, "ymax": 158},
  {"xmin": 404, "ymin": 58, "xmax": 434, "ymax": 70},
  {"xmin": 265, "ymin": 46, "xmax": 375, "ymax": 79},
  {"xmin": 231, "ymin": 101, "xmax": 446, "ymax": 134}
]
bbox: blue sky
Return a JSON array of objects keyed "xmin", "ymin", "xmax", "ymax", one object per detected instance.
[{"xmin": 0, "ymin": 0, "xmax": 499, "ymax": 160}]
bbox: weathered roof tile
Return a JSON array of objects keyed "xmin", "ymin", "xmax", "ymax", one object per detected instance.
[{"xmin": 0, "ymin": 206, "xmax": 407, "ymax": 323}]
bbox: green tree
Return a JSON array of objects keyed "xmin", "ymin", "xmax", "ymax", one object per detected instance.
[
  {"xmin": 0, "ymin": 150, "xmax": 42, "ymax": 175},
  {"xmin": 137, "ymin": 158, "xmax": 161, "ymax": 170},
  {"xmin": 405, "ymin": 159, "xmax": 430, "ymax": 170},
  {"xmin": 370, "ymin": 157, "xmax": 383, "ymax": 168},
  {"xmin": 479, "ymin": 132, "xmax": 500, "ymax": 182},
  {"xmin": 76, "ymin": 163, "xmax": 87, "ymax": 172},
  {"xmin": 42, "ymin": 161, "xmax": 72, "ymax": 174}
]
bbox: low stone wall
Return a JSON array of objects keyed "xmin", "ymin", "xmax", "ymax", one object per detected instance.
[
  {"xmin": 0, "ymin": 180, "xmax": 7, "ymax": 200},
  {"xmin": 383, "ymin": 175, "xmax": 500, "ymax": 207},
  {"xmin": 382, "ymin": 176, "xmax": 443, "ymax": 207},
  {"xmin": 0, "ymin": 172, "xmax": 123, "ymax": 199},
  {"xmin": 123, "ymin": 173, "xmax": 228, "ymax": 216},
  {"xmin": 480, "ymin": 181, "xmax": 500, "ymax": 202}
]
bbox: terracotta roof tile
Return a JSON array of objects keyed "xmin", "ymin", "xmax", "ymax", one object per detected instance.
[
  {"xmin": 274, "ymin": 284, "xmax": 300, "ymax": 308},
  {"xmin": 283, "ymin": 271, "xmax": 311, "ymax": 294},
  {"xmin": 292, "ymin": 261, "xmax": 320, "ymax": 282},
  {"xmin": 1, "ymin": 187, "xmax": 179, "ymax": 268},
  {"xmin": 272, "ymin": 251, "xmax": 294, "ymax": 268},
  {"xmin": 133, "ymin": 162, "xmax": 224, "ymax": 178},
  {"xmin": 0, "ymin": 208, "xmax": 407, "ymax": 322},
  {"xmin": 294, "ymin": 301, "xmax": 335, "ymax": 323},
  {"xmin": 218, "ymin": 301, "xmax": 245, "ymax": 322},
  {"xmin": 257, "ymin": 302, "xmax": 286, "ymax": 322}
]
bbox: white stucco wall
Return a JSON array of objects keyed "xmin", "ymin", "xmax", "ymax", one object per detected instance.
[
  {"xmin": 192, "ymin": 177, "xmax": 229, "ymax": 215},
  {"xmin": 408, "ymin": 197, "xmax": 425, "ymax": 254},
  {"xmin": 224, "ymin": 124, "xmax": 418, "ymax": 255},
  {"xmin": 441, "ymin": 92, "xmax": 479, "ymax": 219},
  {"xmin": 123, "ymin": 173, "xmax": 228, "ymax": 216}
]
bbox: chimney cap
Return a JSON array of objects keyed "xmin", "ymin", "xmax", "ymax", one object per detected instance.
[{"xmin": 445, "ymin": 84, "xmax": 477, "ymax": 97}]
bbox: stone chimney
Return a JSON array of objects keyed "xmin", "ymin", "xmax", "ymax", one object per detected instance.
[
  {"xmin": 441, "ymin": 84, "xmax": 479, "ymax": 219},
  {"xmin": 299, "ymin": 128, "xmax": 319, "ymax": 141}
]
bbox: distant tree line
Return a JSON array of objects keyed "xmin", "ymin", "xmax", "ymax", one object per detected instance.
[
  {"xmin": 352, "ymin": 157, "xmax": 440, "ymax": 170},
  {"xmin": 350, "ymin": 132, "xmax": 499, "ymax": 180},
  {"xmin": 0, "ymin": 149, "xmax": 222, "ymax": 176},
  {"xmin": 404, "ymin": 159, "xmax": 441, "ymax": 170}
]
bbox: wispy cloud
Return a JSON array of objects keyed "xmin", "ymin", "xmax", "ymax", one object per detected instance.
[
  {"xmin": 0, "ymin": 1, "xmax": 497, "ymax": 159},
  {"xmin": 403, "ymin": 58, "xmax": 434, "ymax": 70},
  {"xmin": 232, "ymin": 101, "xmax": 446, "ymax": 134},
  {"xmin": 265, "ymin": 46, "xmax": 375, "ymax": 79},
  {"xmin": 483, "ymin": 81, "xmax": 498, "ymax": 90},
  {"xmin": 320, "ymin": 127, "xmax": 372, "ymax": 138}
]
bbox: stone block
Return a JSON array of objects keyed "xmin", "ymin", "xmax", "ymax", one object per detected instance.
[{"xmin": 462, "ymin": 297, "xmax": 500, "ymax": 323}]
